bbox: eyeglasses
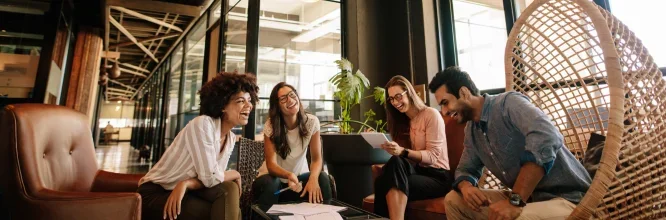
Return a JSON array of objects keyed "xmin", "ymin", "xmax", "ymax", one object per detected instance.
[
  {"xmin": 279, "ymin": 91, "xmax": 298, "ymax": 104},
  {"xmin": 387, "ymin": 90, "xmax": 408, "ymax": 104}
]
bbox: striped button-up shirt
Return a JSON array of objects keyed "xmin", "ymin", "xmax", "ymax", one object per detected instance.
[{"xmin": 139, "ymin": 115, "xmax": 236, "ymax": 190}]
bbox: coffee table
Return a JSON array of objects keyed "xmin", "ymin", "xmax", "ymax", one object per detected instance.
[{"xmin": 251, "ymin": 199, "xmax": 387, "ymax": 220}]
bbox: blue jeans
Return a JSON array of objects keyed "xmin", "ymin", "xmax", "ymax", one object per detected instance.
[{"xmin": 252, "ymin": 172, "xmax": 332, "ymax": 205}]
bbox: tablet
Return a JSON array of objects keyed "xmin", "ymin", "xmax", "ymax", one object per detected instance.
[{"xmin": 360, "ymin": 132, "xmax": 390, "ymax": 148}]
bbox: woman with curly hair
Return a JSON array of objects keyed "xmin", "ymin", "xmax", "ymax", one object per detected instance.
[
  {"xmin": 251, "ymin": 82, "xmax": 331, "ymax": 205},
  {"xmin": 138, "ymin": 72, "xmax": 258, "ymax": 220}
]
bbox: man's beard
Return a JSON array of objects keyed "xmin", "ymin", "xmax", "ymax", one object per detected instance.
[{"xmin": 455, "ymin": 104, "xmax": 474, "ymax": 124}]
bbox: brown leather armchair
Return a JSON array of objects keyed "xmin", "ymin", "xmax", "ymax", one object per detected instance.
[
  {"xmin": 361, "ymin": 114, "xmax": 466, "ymax": 219},
  {"xmin": 1, "ymin": 104, "xmax": 144, "ymax": 220}
]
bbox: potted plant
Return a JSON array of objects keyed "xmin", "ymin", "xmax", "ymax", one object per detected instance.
[
  {"xmin": 324, "ymin": 59, "xmax": 387, "ymax": 133},
  {"xmin": 321, "ymin": 58, "xmax": 392, "ymax": 207}
]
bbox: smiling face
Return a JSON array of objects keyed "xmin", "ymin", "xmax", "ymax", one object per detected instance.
[
  {"xmin": 277, "ymin": 86, "xmax": 300, "ymax": 117},
  {"xmin": 222, "ymin": 91, "xmax": 254, "ymax": 126},
  {"xmin": 388, "ymin": 86, "xmax": 410, "ymax": 113},
  {"xmin": 434, "ymin": 85, "xmax": 474, "ymax": 124}
]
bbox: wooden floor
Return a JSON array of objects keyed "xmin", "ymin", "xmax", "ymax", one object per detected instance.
[{"xmin": 96, "ymin": 142, "xmax": 151, "ymax": 174}]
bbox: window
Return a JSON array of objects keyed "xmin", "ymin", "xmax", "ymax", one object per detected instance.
[
  {"xmin": 209, "ymin": 1, "xmax": 222, "ymax": 27},
  {"xmin": 181, "ymin": 19, "xmax": 207, "ymax": 113},
  {"xmin": 225, "ymin": 0, "xmax": 249, "ymax": 74},
  {"xmin": 0, "ymin": 4, "xmax": 47, "ymax": 98},
  {"xmin": 453, "ymin": 0, "xmax": 508, "ymax": 90},
  {"xmin": 180, "ymin": 18, "xmax": 207, "ymax": 130},
  {"xmin": 609, "ymin": 0, "xmax": 666, "ymax": 69},
  {"xmin": 254, "ymin": 0, "xmax": 341, "ymax": 139},
  {"xmin": 165, "ymin": 44, "xmax": 183, "ymax": 142},
  {"xmin": 514, "ymin": 0, "xmax": 536, "ymax": 14}
]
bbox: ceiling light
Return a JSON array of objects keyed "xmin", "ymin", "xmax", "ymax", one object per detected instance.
[
  {"xmin": 302, "ymin": 0, "xmax": 319, "ymax": 2},
  {"xmin": 117, "ymin": 101, "xmax": 122, "ymax": 104}
]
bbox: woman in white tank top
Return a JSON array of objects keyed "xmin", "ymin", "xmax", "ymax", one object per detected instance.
[{"xmin": 251, "ymin": 82, "xmax": 332, "ymax": 205}]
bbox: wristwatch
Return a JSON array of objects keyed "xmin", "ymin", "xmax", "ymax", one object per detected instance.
[
  {"xmin": 399, "ymin": 149, "xmax": 409, "ymax": 158},
  {"xmin": 509, "ymin": 193, "xmax": 527, "ymax": 207}
]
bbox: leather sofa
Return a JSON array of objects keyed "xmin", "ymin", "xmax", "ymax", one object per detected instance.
[
  {"xmin": 361, "ymin": 114, "xmax": 466, "ymax": 219},
  {"xmin": 1, "ymin": 104, "xmax": 144, "ymax": 219}
]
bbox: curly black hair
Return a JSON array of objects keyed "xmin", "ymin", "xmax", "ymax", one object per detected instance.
[{"xmin": 199, "ymin": 72, "xmax": 259, "ymax": 119}]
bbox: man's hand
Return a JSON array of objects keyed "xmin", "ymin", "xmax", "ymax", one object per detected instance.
[
  {"xmin": 459, "ymin": 181, "xmax": 490, "ymax": 212},
  {"xmin": 301, "ymin": 177, "xmax": 323, "ymax": 203},
  {"xmin": 381, "ymin": 141, "xmax": 404, "ymax": 156},
  {"xmin": 489, "ymin": 199, "xmax": 522, "ymax": 220},
  {"xmin": 164, "ymin": 181, "xmax": 188, "ymax": 220}
]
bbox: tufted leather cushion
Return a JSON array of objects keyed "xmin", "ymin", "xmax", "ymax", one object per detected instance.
[
  {"xmin": 1, "ymin": 104, "xmax": 142, "ymax": 219},
  {"xmin": 8, "ymin": 104, "xmax": 99, "ymax": 193}
]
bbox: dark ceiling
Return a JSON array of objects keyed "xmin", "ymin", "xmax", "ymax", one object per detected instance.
[{"xmin": 72, "ymin": 0, "xmax": 104, "ymax": 28}]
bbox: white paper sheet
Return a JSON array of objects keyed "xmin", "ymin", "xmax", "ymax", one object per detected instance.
[
  {"xmin": 278, "ymin": 212, "xmax": 343, "ymax": 220},
  {"xmin": 268, "ymin": 203, "xmax": 347, "ymax": 216},
  {"xmin": 361, "ymin": 132, "xmax": 390, "ymax": 148},
  {"xmin": 278, "ymin": 215, "xmax": 305, "ymax": 220}
]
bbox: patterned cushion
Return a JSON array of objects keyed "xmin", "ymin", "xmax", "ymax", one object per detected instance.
[{"xmin": 582, "ymin": 133, "xmax": 606, "ymax": 179}]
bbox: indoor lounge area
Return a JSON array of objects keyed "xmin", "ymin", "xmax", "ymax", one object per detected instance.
[{"xmin": 1, "ymin": 0, "xmax": 666, "ymax": 219}]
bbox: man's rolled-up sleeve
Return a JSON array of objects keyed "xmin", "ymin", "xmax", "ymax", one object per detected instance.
[
  {"xmin": 504, "ymin": 92, "xmax": 561, "ymax": 175},
  {"xmin": 452, "ymin": 140, "xmax": 484, "ymax": 191}
]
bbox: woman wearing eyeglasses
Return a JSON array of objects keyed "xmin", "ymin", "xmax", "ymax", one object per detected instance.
[
  {"xmin": 251, "ymin": 82, "xmax": 332, "ymax": 205},
  {"xmin": 138, "ymin": 72, "xmax": 258, "ymax": 220},
  {"xmin": 373, "ymin": 75, "xmax": 452, "ymax": 220}
]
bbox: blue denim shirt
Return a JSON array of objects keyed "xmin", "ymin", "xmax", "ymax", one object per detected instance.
[{"xmin": 453, "ymin": 92, "xmax": 591, "ymax": 204}]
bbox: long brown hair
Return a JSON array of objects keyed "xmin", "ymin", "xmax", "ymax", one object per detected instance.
[
  {"xmin": 268, "ymin": 82, "xmax": 309, "ymax": 159},
  {"xmin": 384, "ymin": 75, "xmax": 427, "ymax": 149}
]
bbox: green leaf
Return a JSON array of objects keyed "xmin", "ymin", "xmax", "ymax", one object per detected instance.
[
  {"xmin": 364, "ymin": 109, "xmax": 376, "ymax": 120},
  {"xmin": 330, "ymin": 58, "xmax": 387, "ymax": 133},
  {"xmin": 373, "ymin": 87, "xmax": 386, "ymax": 105},
  {"xmin": 335, "ymin": 59, "xmax": 353, "ymax": 72},
  {"xmin": 355, "ymin": 70, "xmax": 370, "ymax": 88}
]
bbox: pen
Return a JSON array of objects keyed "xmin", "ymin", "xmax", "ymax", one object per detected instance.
[{"xmin": 274, "ymin": 181, "xmax": 302, "ymax": 195}]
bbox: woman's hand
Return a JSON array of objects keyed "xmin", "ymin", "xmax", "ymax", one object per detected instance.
[
  {"xmin": 164, "ymin": 181, "xmax": 188, "ymax": 220},
  {"xmin": 233, "ymin": 177, "xmax": 242, "ymax": 197},
  {"xmin": 301, "ymin": 177, "xmax": 323, "ymax": 203},
  {"xmin": 225, "ymin": 170, "xmax": 242, "ymax": 196},
  {"xmin": 287, "ymin": 173, "xmax": 302, "ymax": 192},
  {"xmin": 381, "ymin": 141, "xmax": 404, "ymax": 156}
]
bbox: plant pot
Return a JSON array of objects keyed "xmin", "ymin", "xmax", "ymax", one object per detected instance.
[{"xmin": 321, "ymin": 133, "xmax": 391, "ymax": 208}]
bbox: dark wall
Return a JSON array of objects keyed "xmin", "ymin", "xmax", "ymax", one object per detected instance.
[{"xmin": 344, "ymin": 0, "xmax": 429, "ymax": 126}]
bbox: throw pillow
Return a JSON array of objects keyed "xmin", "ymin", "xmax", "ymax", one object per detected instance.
[{"xmin": 582, "ymin": 132, "xmax": 606, "ymax": 179}]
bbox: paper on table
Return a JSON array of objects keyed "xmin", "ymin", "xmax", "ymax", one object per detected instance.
[
  {"xmin": 361, "ymin": 132, "xmax": 390, "ymax": 148},
  {"xmin": 278, "ymin": 212, "xmax": 343, "ymax": 220},
  {"xmin": 278, "ymin": 215, "xmax": 305, "ymax": 220},
  {"xmin": 268, "ymin": 203, "xmax": 347, "ymax": 216}
]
